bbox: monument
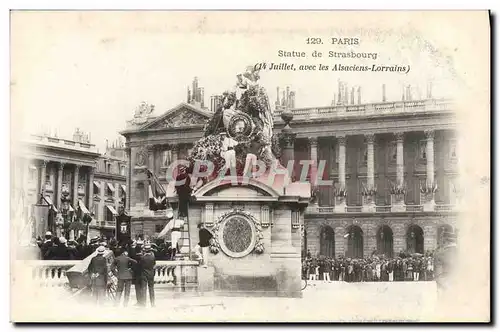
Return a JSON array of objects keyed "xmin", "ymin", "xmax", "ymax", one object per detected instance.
[{"xmin": 164, "ymin": 65, "xmax": 310, "ymax": 297}]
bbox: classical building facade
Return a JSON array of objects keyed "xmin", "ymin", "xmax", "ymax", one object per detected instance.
[
  {"xmin": 89, "ymin": 141, "xmax": 127, "ymax": 239},
  {"xmin": 120, "ymin": 78, "xmax": 460, "ymax": 258},
  {"xmin": 12, "ymin": 129, "xmax": 100, "ymax": 241}
]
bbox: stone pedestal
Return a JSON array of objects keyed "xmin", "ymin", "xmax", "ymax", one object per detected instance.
[
  {"xmin": 390, "ymin": 194, "xmax": 406, "ymax": 212},
  {"xmin": 175, "ymin": 175, "xmax": 309, "ymax": 298},
  {"xmin": 362, "ymin": 195, "xmax": 376, "ymax": 212},
  {"xmin": 421, "ymin": 193, "xmax": 436, "ymax": 212},
  {"xmin": 334, "ymin": 196, "xmax": 346, "ymax": 213}
]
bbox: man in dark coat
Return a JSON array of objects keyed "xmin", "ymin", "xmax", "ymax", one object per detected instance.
[
  {"xmin": 39, "ymin": 231, "xmax": 53, "ymax": 260},
  {"xmin": 175, "ymin": 166, "xmax": 192, "ymax": 218},
  {"xmin": 130, "ymin": 241, "xmax": 144, "ymax": 306},
  {"xmin": 196, "ymin": 223, "xmax": 213, "ymax": 268},
  {"xmin": 140, "ymin": 244, "xmax": 156, "ymax": 307},
  {"xmin": 88, "ymin": 246, "xmax": 108, "ymax": 305},
  {"xmin": 112, "ymin": 249, "xmax": 137, "ymax": 307}
]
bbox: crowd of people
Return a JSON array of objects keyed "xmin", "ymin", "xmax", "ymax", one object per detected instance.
[
  {"xmin": 36, "ymin": 221, "xmax": 214, "ymax": 307},
  {"xmin": 36, "ymin": 231, "xmax": 179, "ymax": 261},
  {"xmin": 302, "ymin": 250, "xmax": 436, "ymax": 282}
]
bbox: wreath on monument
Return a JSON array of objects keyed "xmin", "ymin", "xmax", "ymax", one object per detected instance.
[{"xmin": 209, "ymin": 208, "xmax": 265, "ymax": 256}]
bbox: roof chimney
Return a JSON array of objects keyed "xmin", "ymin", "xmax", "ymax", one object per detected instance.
[
  {"xmin": 357, "ymin": 87, "xmax": 362, "ymax": 104},
  {"xmin": 350, "ymin": 87, "xmax": 355, "ymax": 105},
  {"xmin": 382, "ymin": 84, "xmax": 387, "ymax": 102}
]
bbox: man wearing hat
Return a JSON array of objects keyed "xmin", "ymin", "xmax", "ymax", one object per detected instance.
[
  {"xmin": 88, "ymin": 246, "xmax": 109, "ymax": 305},
  {"xmin": 140, "ymin": 243, "xmax": 156, "ymax": 307},
  {"xmin": 39, "ymin": 231, "xmax": 53, "ymax": 260},
  {"xmin": 130, "ymin": 239, "xmax": 144, "ymax": 306},
  {"xmin": 112, "ymin": 248, "xmax": 137, "ymax": 307}
]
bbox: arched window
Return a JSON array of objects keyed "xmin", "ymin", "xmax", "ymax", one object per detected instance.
[
  {"xmin": 346, "ymin": 225, "xmax": 363, "ymax": 258},
  {"xmin": 407, "ymin": 224, "xmax": 424, "ymax": 254},
  {"xmin": 376, "ymin": 225, "xmax": 394, "ymax": 258},
  {"xmin": 320, "ymin": 226, "xmax": 335, "ymax": 257}
]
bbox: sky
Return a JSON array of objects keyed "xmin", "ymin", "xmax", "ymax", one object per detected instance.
[{"xmin": 11, "ymin": 11, "xmax": 462, "ymax": 152}]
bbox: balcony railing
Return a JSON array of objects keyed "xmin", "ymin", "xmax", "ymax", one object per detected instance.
[{"xmin": 274, "ymin": 99, "xmax": 452, "ymax": 121}]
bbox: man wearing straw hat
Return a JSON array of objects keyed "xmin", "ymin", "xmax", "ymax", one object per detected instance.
[{"xmin": 88, "ymin": 246, "xmax": 108, "ymax": 305}]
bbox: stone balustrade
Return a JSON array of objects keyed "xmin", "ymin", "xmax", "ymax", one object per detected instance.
[
  {"xmin": 274, "ymin": 99, "xmax": 452, "ymax": 120},
  {"xmin": 27, "ymin": 260, "xmax": 80, "ymax": 288},
  {"xmin": 24, "ymin": 259, "xmax": 200, "ymax": 290},
  {"xmin": 304, "ymin": 204, "xmax": 452, "ymax": 214}
]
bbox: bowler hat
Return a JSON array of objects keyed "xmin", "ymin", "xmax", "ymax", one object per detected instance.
[{"xmin": 97, "ymin": 246, "xmax": 105, "ymax": 254}]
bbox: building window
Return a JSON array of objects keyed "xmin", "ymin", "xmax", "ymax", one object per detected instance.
[
  {"xmin": 63, "ymin": 170, "xmax": 72, "ymax": 182},
  {"xmin": 93, "ymin": 182, "xmax": 99, "ymax": 194},
  {"xmin": 106, "ymin": 183, "xmax": 114, "ymax": 196},
  {"xmin": 335, "ymin": 143, "xmax": 339, "ymax": 164},
  {"xmin": 120, "ymin": 165, "xmax": 126, "ymax": 176},
  {"xmin": 78, "ymin": 172, "xmax": 87, "ymax": 183},
  {"xmin": 106, "ymin": 206, "xmax": 114, "ymax": 221},
  {"xmin": 107, "ymin": 163, "xmax": 112, "ymax": 173},
  {"xmin": 155, "ymin": 224, "xmax": 163, "ymax": 233},
  {"xmin": 162, "ymin": 150, "xmax": 172, "ymax": 167},
  {"xmin": 449, "ymin": 140, "xmax": 457, "ymax": 160},
  {"xmin": 360, "ymin": 146, "xmax": 367, "ymax": 165},
  {"xmin": 419, "ymin": 140, "xmax": 427, "ymax": 160},
  {"xmin": 389, "ymin": 141, "xmax": 397, "ymax": 161}
]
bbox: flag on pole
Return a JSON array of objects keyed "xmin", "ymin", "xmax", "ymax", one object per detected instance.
[{"xmin": 147, "ymin": 169, "xmax": 168, "ymax": 211}]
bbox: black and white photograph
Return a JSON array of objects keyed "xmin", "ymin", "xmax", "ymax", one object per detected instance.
[{"xmin": 9, "ymin": 10, "xmax": 490, "ymax": 322}]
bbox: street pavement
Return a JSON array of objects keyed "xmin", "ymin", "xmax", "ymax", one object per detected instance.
[{"xmin": 28, "ymin": 280, "xmax": 441, "ymax": 322}]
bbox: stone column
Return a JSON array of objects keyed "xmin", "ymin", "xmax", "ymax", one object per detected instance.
[
  {"xmin": 308, "ymin": 137, "xmax": 318, "ymax": 182},
  {"xmin": 309, "ymin": 137, "xmax": 318, "ymax": 205},
  {"xmin": 39, "ymin": 160, "xmax": 48, "ymax": 200},
  {"xmin": 362, "ymin": 134, "xmax": 376, "ymax": 212},
  {"xmin": 87, "ymin": 166, "xmax": 95, "ymax": 213},
  {"xmin": 396, "ymin": 132, "xmax": 404, "ymax": 187},
  {"xmin": 366, "ymin": 134, "xmax": 375, "ymax": 188},
  {"xmin": 171, "ymin": 144, "xmax": 179, "ymax": 162},
  {"xmin": 425, "ymin": 130, "xmax": 435, "ymax": 186},
  {"xmin": 147, "ymin": 144, "xmax": 155, "ymax": 170},
  {"xmin": 391, "ymin": 132, "xmax": 406, "ymax": 212},
  {"xmin": 423, "ymin": 130, "xmax": 436, "ymax": 211},
  {"xmin": 338, "ymin": 136, "xmax": 346, "ymax": 188},
  {"xmin": 335, "ymin": 136, "xmax": 347, "ymax": 212},
  {"xmin": 73, "ymin": 165, "xmax": 80, "ymax": 208},
  {"xmin": 56, "ymin": 162, "xmax": 65, "ymax": 210},
  {"xmin": 125, "ymin": 147, "xmax": 131, "ymax": 211}
]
